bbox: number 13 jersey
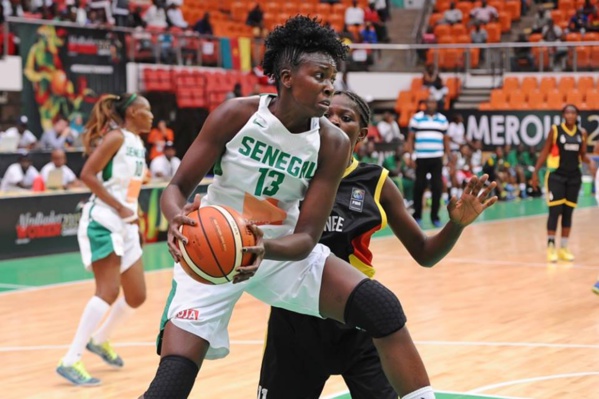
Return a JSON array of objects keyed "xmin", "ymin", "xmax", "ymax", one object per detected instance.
[{"xmin": 202, "ymin": 95, "xmax": 321, "ymax": 240}]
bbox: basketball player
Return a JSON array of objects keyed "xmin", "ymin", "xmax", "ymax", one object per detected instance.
[
  {"xmin": 142, "ymin": 17, "xmax": 484, "ymax": 399},
  {"xmin": 257, "ymin": 91, "xmax": 497, "ymax": 399},
  {"xmin": 56, "ymin": 93, "xmax": 152, "ymax": 386},
  {"xmin": 532, "ymin": 104, "xmax": 596, "ymax": 263}
]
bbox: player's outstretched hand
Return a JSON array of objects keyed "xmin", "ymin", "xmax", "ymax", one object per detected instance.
[
  {"xmin": 234, "ymin": 224, "xmax": 265, "ymax": 284},
  {"xmin": 447, "ymin": 174, "xmax": 498, "ymax": 227},
  {"xmin": 167, "ymin": 194, "xmax": 201, "ymax": 261}
]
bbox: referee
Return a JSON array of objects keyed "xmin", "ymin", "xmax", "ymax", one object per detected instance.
[{"xmin": 407, "ymin": 95, "xmax": 450, "ymax": 227}]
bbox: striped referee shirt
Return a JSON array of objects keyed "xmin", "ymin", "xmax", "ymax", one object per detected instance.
[{"xmin": 408, "ymin": 111, "xmax": 449, "ymax": 159}]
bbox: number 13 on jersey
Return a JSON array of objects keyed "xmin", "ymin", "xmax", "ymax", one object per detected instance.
[{"xmin": 254, "ymin": 167, "xmax": 285, "ymax": 196}]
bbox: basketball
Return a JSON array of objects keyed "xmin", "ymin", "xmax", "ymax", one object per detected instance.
[
  {"xmin": 178, "ymin": 205, "xmax": 256, "ymax": 285},
  {"xmin": 51, "ymin": 70, "xmax": 68, "ymax": 95}
]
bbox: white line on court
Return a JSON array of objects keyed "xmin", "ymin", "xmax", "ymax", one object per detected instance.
[
  {"xmin": 3, "ymin": 339, "xmax": 599, "ymax": 353},
  {"xmin": 0, "ymin": 282, "xmax": 33, "ymax": 289},
  {"xmin": 322, "ymin": 389, "xmax": 530, "ymax": 399},
  {"xmin": 468, "ymin": 372, "xmax": 599, "ymax": 394}
]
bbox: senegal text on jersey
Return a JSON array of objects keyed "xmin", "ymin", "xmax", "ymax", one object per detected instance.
[
  {"xmin": 238, "ymin": 136, "xmax": 317, "ymax": 179},
  {"xmin": 126, "ymin": 146, "xmax": 146, "ymax": 158}
]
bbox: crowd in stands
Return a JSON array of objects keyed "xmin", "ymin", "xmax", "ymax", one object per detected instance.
[{"xmin": 0, "ymin": 113, "xmax": 181, "ymax": 193}]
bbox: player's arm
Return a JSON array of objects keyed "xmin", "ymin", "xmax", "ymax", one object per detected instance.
[
  {"xmin": 532, "ymin": 126, "xmax": 555, "ymax": 188},
  {"xmin": 263, "ymin": 119, "xmax": 350, "ymax": 261},
  {"xmin": 80, "ymin": 130, "xmax": 132, "ymax": 219},
  {"xmin": 381, "ymin": 177, "xmax": 464, "ymax": 267},
  {"xmin": 161, "ymin": 97, "xmax": 257, "ymax": 259},
  {"xmin": 580, "ymin": 129, "xmax": 597, "ymax": 175}
]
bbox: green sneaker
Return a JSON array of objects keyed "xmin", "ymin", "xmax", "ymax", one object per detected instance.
[
  {"xmin": 86, "ymin": 339, "xmax": 124, "ymax": 368},
  {"xmin": 56, "ymin": 360, "xmax": 101, "ymax": 386}
]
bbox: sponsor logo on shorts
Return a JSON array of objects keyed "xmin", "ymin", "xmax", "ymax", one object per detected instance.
[
  {"xmin": 349, "ymin": 187, "xmax": 365, "ymax": 212},
  {"xmin": 176, "ymin": 309, "xmax": 200, "ymax": 320}
]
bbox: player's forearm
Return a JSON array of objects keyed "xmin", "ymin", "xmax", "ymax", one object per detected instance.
[
  {"xmin": 263, "ymin": 233, "xmax": 316, "ymax": 261},
  {"xmin": 160, "ymin": 183, "xmax": 189, "ymax": 222},
  {"xmin": 412, "ymin": 221, "xmax": 464, "ymax": 267},
  {"xmin": 81, "ymin": 175, "xmax": 125, "ymax": 212}
]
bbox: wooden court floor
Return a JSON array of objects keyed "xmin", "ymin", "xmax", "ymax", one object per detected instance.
[{"xmin": 1, "ymin": 205, "xmax": 598, "ymax": 398}]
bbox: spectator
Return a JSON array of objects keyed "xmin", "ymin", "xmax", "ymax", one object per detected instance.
[
  {"xmin": 148, "ymin": 120, "xmax": 175, "ymax": 161},
  {"xmin": 422, "ymin": 64, "xmax": 439, "ymax": 87},
  {"xmin": 150, "ymin": 141, "xmax": 180, "ymax": 179},
  {"xmin": 542, "ymin": 18, "xmax": 563, "ymax": 41},
  {"xmin": 587, "ymin": 9, "xmax": 599, "ymax": 31},
  {"xmin": 3, "ymin": 0, "xmax": 23, "ymax": 17},
  {"xmin": 3, "ymin": 116, "xmax": 37, "ymax": 150},
  {"xmin": 130, "ymin": 6, "xmax": 146, "ymax": 28},
  {"xmin": 542, "ymin": 19, "xmax": 567, "ymax": 70},
  {"xmin": 442, "ymin": 2, "xmax": 463, "ymax": 25},
  {"xmin": 356, "ymin": 140, "xmax": 379, "ymax": 164},
  {"xmin": 407, "ymin": 95, "xmax": 450, "ymax": 227},
  {"xmin": 582, "ymin": 0, "xmax": 596, "ymax": 16},
  {"xmin": 70, "ymin": 113, "xmax": 84, "ymax": 138},
  {"xmin": 471, "ymin": 23, "xmax": 488, "ymax": 43},
  {"xmin": 364, "ymin": 2, "xmax": 389, "ymax": 42},
  {"xmin": 429, "ymin": 77, "xmax": 449, "ymax": 110},
  {"xmin": 345, "ymin": 0, "xmax": 365, "ymax": 26},
  {"xmin": 470, "ymin": 139, "xmax": 483, "ymax": 175},
  {"xmin": 360, "ymin": 22, "xmax": 378, "ymax": 43},
  {"xmin": 40, "ymin": 149, "xmax": 80, "ymax": 189},
  {"xmin": 419, "ymin": 26, "xmax": 436, "ymax": 62},
  {"xmin": 39, "ymin": 116, "xmax": 76, "ymax": 150},
  {"xmin": 159, "ymin": 26, "xmax": 176, "ymax": 63},
  {"xmin": 377, "ymin": 111, "xmax": 403, "ymax": 143},
  {"xmin": 112, "ymin": 0, "xmax": 130, "ymax": 27},
  {"xmin": 193, "ymin": 12, "xmax": 213, "ymax": 35},
  {"xmin": 31, "ymin": 0, "xmax": 53, "ymax": 13},
  {"xmin": 226, "ymin": 83, "xmax": 243, "ymax": 100},
  {"xmin": 568, "ymin": 9, "xmax": 587, "ymax": 32},
  {"xmin": 88, "ymin": 0, "xmax": 114, "ymax": 24},
  {"xmin": 166, "ymin": 3, "xmax": 188, "ymax": 28},
  {"xmin": 1, "ymin": 152, "xmax": 39, "ymax": 192},
  {"xmin": 511, "ymin": 32, "xmax": 534, "ymax": 71},
  {"xmin": 73, "ymin": 0, "xmax": 88, "ymax": 25},
  {"xmin": 382, "ymin": 145, "xmax": 406, "ymax": 193},
  {"xmin": 144, "ymin": 0, "xmax": 167, "ymax": 28},
  {"xmin": 447, "ymin": 114, "xmax": 466, "ymax": 152},
  {"xmin": 482, "ymin": 146, "xmax": 507, "ymax": 199},
  {"xmin": 369, "ymin": 0, "xmax": 389, "ymax": 22},
  {"xmin": 364, "ymin": 2, "xmax": 379, "ymax": 24},
  {"xmin": 532, "ymin": 9, "xmax": 552, "ymax": 34},
  {"xmin": 470, "ymin": 0, "xmax": 498, "ymax": 25},
  {"xmin": 246, "ymin": 4, "xmax": 263, "ymax": 29}
]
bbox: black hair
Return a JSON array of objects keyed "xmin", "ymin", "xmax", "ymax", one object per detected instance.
[
  {"xmin": 262, "ymin": 16, "xmax": 348, "ymax": 88},
  {"xmin": 335, "ymin": 90, "xmax": 371, "ymax": 129},
  {"xmin": 562, "ymin": 103, "xmax": 579, "ymax": 115}
]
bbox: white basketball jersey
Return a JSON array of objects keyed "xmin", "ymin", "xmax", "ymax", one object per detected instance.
[
  {"xmin": 202, "ymin": 95, "xmax": 321, "ymax": 239},
  {"xmin": 91, "ymin": 128, "xmax": 146, "ymax": 213}
]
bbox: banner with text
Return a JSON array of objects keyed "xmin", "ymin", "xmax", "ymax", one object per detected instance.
[
  {"xmin": 17, "ymin": 22, "xmax": 127, "ymax": 135},
  {"xmin": 0, "ymin": 184, "xmax": 208, "ymax": 260},
  {"xmin": 462, "ymin": 110, "xmax": 599, "ymax": 150}
]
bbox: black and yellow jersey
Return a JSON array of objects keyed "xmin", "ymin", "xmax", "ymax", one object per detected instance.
[
  {"xmin": 318, "ymin": 159, "xmax": 388, "ymax": 278},
  {"xmin": 547, "ymin": 123, "xmax": 583, "ymax": 176}
]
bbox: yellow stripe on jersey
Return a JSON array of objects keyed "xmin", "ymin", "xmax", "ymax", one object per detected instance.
[
  {"xmin": 349, "ymin": 253, "xmax": 376, "ymax": 278},
  {"xmin": 343, "ymin": 158, "xmax": 360, "ymax": 178},
  {"xmin": 374, "ymin": 168, "xmax": 389, "ymax": 231}
]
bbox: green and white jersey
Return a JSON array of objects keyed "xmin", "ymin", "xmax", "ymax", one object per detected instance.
[
  {"xmin": 91, "ymin": 128, "xmax": 146, "ymax": 213},
  {"xmin": 203, "ymin": 95, "xmax": 321, "ymax": 239}
]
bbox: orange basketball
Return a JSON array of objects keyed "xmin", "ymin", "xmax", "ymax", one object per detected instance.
[{"xmin": 178, "ymin": 206, "xmax": 256, "ymax": 285}]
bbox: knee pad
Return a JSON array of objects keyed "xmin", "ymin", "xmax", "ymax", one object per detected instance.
[
  {"xmin": 561, "ymin": 205, "xmax": 574, "ymax": 228},
  {"xmin": 344, "ymin": 279, "xmax": 406, "ymax": 339},
  {"xmin": 547, "ymin": 205, "xmax": 561, "ymax": 231},
  {"xmin": 144, "ymin": 355, "xmax": 199, "ymax": 399}
]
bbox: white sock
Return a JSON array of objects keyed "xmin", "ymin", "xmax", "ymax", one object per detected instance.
[
  {"xmin": 402, "ymin": 386, "xmax": 436, "ymax": 399},
  {"xmin": 62, "ymin": 296, "xmax": 110, "ymax": 366},
  {"xmin": 561, "ymin": 237, "xmax": 569, "ymax": 248},
  {"xmin": 92, "ymin": 296, "xmax": 135, "ymax": 344}
]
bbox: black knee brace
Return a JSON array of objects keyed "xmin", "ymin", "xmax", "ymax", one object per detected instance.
[
  {"xmin": 562, "ymin": 204, "xmax": 574, "ymax": 228},
  {"xmin": 547, "ymin": 205, "xmax": 561, "ymax": 231},
  {"xmin": 144, "ymin": 355, "xmax": 199, "ymax": 399},
  {"xmin": 344, "ymin": 279, "xmax": 406, "ymax": 339}
]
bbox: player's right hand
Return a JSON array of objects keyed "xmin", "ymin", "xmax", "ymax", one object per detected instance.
[
  {"xmin": 234, "ymin": 225, "xmax": 264, "ymax": 284},
  {"xmin": 167, "ymin": 194, "xmax": 200, "ymax": 261},
  {"xmin": 531, "ymin": 173, "xmax": 539, "ymax": 190}
]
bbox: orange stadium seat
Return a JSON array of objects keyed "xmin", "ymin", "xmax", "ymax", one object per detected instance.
[
  {"xmin": 434, "ymin": 24, "xmax": 451, "ymax": 38},
  {"xmin": 485, "ymin": 23, "xmax": 501, "ymax": 43},
  {"xmin": 578, "ymin": 76, "xmax": 595, "ymax": 92},
  {"xmin": 509, "ymin": 91, "xmax": 527, "ymax": 109},
  {"xmin": 527, "ymin": 89, "xmax": 545, "ymax": 105},
  {"xmin": 429, "ymin": 13, "xmax": 444, "ymax": 26},
  {"xmin": 584, "ymin": 32, "xmax": 599, "ymax": 41},
  {"xmin": 505, "ymin": 0, "xmax": 521, "ymax": 21},
  {"xmin": 558, "ymin": 76, "xmax": 576, "ymax": 93},
  {"xmin": 489, "ymin": 89, "xmax": 508, "ymax": 108},
  {"xmin": 591, "ymin": 46, "xmax": 599, "ymax": 68},
  {"xmin": 451, "ymin": 24, "xmax": 467, "ymax": 37},
  {"xmin": 585, "ymin": 90, "xmax": 599, "ymax": 107},
  {"xmin": 503, "ymin": 77, "xmax": 520, "ymax": 92},
  {"xmin": 316, "ymin": 3, "xmax": 331, "ymax": 14},
  {"xmin": 489, "ymin": 1, "xmax": 505, "ymax": 12},
  {"xmin": 498, "ymin": 12, "xmax": 512, "ymax": 32},
  {"xmin": 445, "ymin": 77, "xmax": 461, "ymax": 99},
  {"xmin": 437, "ymin": 35, "xmax": 454, "ymax": 44},
  {"xmin": 569, "ymin": 46, "xmax": 590, "ymax": 69},
  {"xmin": 540, "ymin": 77, "xmax": 557, "ymax": 94},
  {"xmin": 546, "ymin": 89, "xmax": 565, "ymax": 109},
  {"xmin": 529, "ymin": 33, "xmax": 543, "ymax": 42},
  {"xmin": 456, "ymin": 34, "xmax": 471, "ymax": 43},
  {"xmin": 300, "ymin": 3, "xmax": 316, "ymax": 15},
  {"xmin": 566, "ymin": 89, "xmax": 583, "ymax": 104},
  {"xmin": 411, "ymin": 77, "xmax": 423, "ymax": 91},
  {"xmin": 435, "ymin": 0, "xmax": 450, "ymax": 12},
  {"xmin": 551, "ymin": 10, "xmax": 564, "ymax": 24},
  {"xmin": 521, "ymin": 77, "xmax": 538, "ymax": 93},
  {"xmin": 394, "ymin": 91, "xmax": 413, "ymax": 114},
  {"xmin": 332, "ymin": 3, "xmax": 345, "ymax": 15},
  {"xmin": 456, "ymin": 1, "xmax": 473, "ymax": 17},
  {"xmin": 559, "ymin": 0, "xmax": 574, "ymax": 11}
]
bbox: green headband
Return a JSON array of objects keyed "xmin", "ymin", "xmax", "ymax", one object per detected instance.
[{"xmin": 121, "ymin": 93, "xmax": 138, "ymax": 110}]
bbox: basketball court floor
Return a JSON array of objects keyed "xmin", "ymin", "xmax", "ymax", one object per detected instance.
[{"xmin": 1, "ymin": 197, "xmax": 598, "ymax": 398}]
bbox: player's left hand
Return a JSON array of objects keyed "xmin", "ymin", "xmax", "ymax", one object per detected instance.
[
  {"xmin": 448, "ymin": 174, "xmax": 498, "ymax": 227},
  {"xmin": 234, "ymin": 224, "xmax": 264, "ymax": 284}
]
